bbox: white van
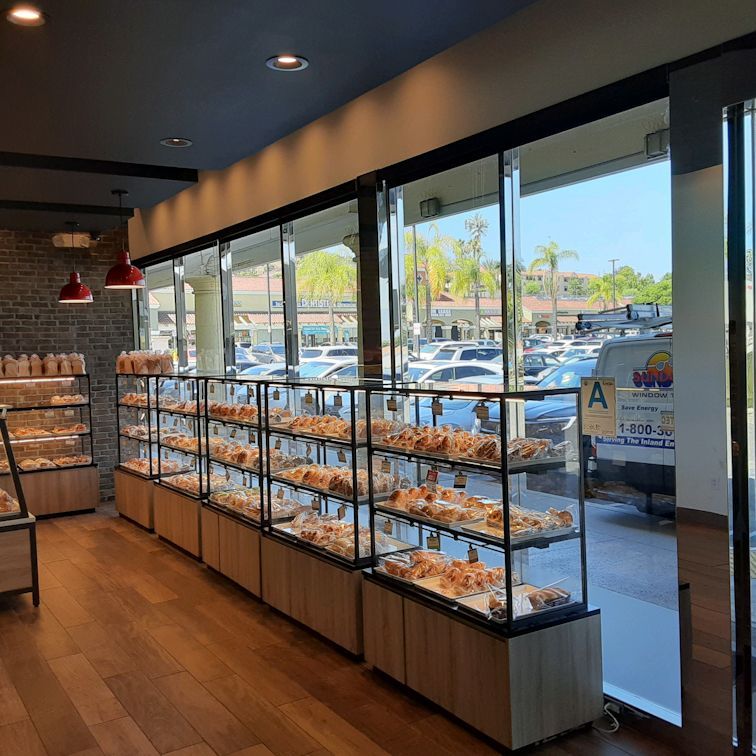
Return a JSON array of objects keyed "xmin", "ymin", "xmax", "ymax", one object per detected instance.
[{"xmin": 591, "ymin": 332, "xmax": 675, "ymax": 514}]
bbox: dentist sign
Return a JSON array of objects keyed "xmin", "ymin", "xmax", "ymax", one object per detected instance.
[{"xmin": 580, "ymin": 377, "xmax": 617, "ymax": 437}]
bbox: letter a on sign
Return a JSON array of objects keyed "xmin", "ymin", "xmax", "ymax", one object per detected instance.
[{"xmin": 580, "ymin": 377, "xmax": 616, "ymax": 437}]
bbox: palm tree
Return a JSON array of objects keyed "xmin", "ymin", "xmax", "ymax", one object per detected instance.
[
  {"xmin": 449, "ymin": 212, "xmax": 490, "ymax": 338},
  {"xmin": 296, "ymin": 250, "xmax": 356, "ymax": 344},
  {"xmin": 587, "ymin": 275, "xmax": 615, "ymax": 309},
  {"xmin": 528, "ymin": 241, "xmax": 578, "ymax": 337},
  {"xmin": 404, "ymin": 225, "xmax": 452, "ymax": 341}
]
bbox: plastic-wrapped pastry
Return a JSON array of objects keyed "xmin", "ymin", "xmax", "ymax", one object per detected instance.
[
  {"xmin": 439, "ymin": 560, "xmax": 507, "ymax": 597},
  {"xmin": 0, "ymin": 490, "xmax": 19, "ymax": 513},
  {"xmin": 43, "ymin": 354, "xmax": 58, "ymax": 375},
  {"xmin": 4, "ymin": 357, "xmax": 18, "ymax": 377},
  {"xmin": 59, "ymin": 354, "xmax": 72, "ymax": 375},
  {"xmin": 116, "ymin": 352, "xmax": 133, "ymax": 374},
  {"xmin": 70, "ymin": 353, "xmax": 85, "ymax": 375},
  {"xmin": 17, "ymin": 355, "xmax": 30, "ymax": 377},
  {"xmin": 527, "ymin": 586, "xmax": 571, "ymax": 610},
  {"xmin": 380, "ymin": 550, "xmax": 448, "ymax": 580},
  {"xmin": 30, "ymin": 354, "xmax": 43, "ymax": 376},
  {"xmin": 160, "ymin": 353, "xmax": 173, "ymax": 374}
]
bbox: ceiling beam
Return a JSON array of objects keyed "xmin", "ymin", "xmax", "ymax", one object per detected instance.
[
  {"xmin": 0, "ymin": 152, "xmax": 198, "ymax": 182},
  {"xmin": 0, "ymin": 199, "xmax": 135, "ymax": 216}
]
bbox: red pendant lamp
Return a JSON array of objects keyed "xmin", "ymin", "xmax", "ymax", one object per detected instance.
[
  {"xmin": 58, "ymin": 221, "xmax": 93, "ymax": 304},
  {"xmin": 105, "ymin": 189, "xmax": 144, "ymax": 289}
]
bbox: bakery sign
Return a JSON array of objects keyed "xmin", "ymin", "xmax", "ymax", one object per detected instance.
[{"xmin": 580, "ymin": 377, "xmax": 616, "ymax": 437}]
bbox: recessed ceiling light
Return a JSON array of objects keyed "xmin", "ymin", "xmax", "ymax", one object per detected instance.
[
  {"xmin": 266, "ymin": 54, "xmax": 309, "ymax": 72},
  {"xmin": 160, "ymin": 137, "xmax": 192, "ymax": 148},
  {"xmin": 6, "ymin": 3, "xmax": 45, "ymax": 26}
]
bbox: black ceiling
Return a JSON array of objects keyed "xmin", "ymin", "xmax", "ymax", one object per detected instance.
[{"xmin": 0, "ymin": 0, "xmax": 533, "ymax": 233}]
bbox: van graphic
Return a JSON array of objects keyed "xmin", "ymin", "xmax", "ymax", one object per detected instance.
[{"xmin": 632, "ymin": 350, "xmax": 673, "ymax": 389}]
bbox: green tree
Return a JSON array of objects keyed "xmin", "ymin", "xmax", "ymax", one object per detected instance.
[
  {"xmin": 635, "ymin": 272, "xmax": 672, "ymax": 305},
  {"xmin": 449, "ymin": 212, "xmax": 490, "ymax": 337},
  {"xmin": 528, "ymin": 241, "xmax": 579, "ymax": 337},
  {"xmin": 404, "ymin": 224, "xmax": 453, "ymax": 341},
  {"xmin": 587, "ymin": 274, "xmax": 615, "ymax": 309},
  {"xmin": 524, "ymin": 281, "xmax": 542, "ymax": 296},
  {"xmin": 296, "ymin": 250, "xmax": 356, "ymax": 344},
  {"xmin": 566, "ymin": 276, "xmax": 588, "ymax": 298}
]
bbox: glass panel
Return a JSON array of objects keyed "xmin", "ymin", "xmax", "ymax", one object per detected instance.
[
  {"xmin": 519, "ymin": 98, "xmax": 680, "ymax": 722},
  {"xmin": 183, "ymin": 245, "xmax": 224, "ymax": 374},
  {"xmin": 227, "ymin": 227, "xmax": 285, "ymax": 374},
  {"xmin": 291, "ymin": 201, "xmax": 360, "ymax": 366},
  {"xmin": 391, "ymin": 156, "xmax": 502, "ymax": 379},
  {"xmin": 142, "ymin": 261, "xmax": 177, "ymax": 358}
]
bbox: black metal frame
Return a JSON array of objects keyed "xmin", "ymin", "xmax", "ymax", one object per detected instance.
[{"xmin": 115, "ymin": 374, "xmax": 159, "ymax": 478}]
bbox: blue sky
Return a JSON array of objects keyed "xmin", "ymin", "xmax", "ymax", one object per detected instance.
[{"xmin": 413, "ymin": 161, "xmax": 672, "ymax": 279}]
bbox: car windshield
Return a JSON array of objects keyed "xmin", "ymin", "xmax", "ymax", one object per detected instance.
[
  {"xmin": 241, "ymin": 365, "xmax": 272, "ymax": 375},
  {"xmin": 406, "ymin": 366, "xmax": 429, "ymax": 381},
  {"xmin": 300, "ymin": 349, "xmax": 323, "ymax": 359},
  {"xmin": 434, "ymin": 350, "xmax": 454, "ymax": 360},
  {"xmin": 299, "ymin": 361, "xmax": 333, "ymax": 377},
  {"xmin": 333, "ymin": 365, "xmax": 358, "ymax": 377},
  {"xmin": 419, "ymin": 344, "xmax": 438, "ymax": 356},
  {"xmin": 537, "ymin": 359, "xmax": 596, "ymax": 389}
]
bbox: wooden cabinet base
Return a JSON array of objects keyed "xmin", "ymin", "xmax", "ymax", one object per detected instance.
[
  {"xmin": 262, "ymin": 535, "xmax": 363, "ymax": 654},
  {"xmin": 202, "ymin": 507, "xmax": 261, "ymax": 597},
  {"xmin": 153, "ymin": 485, "xmax": 201, "ymax": 558},
  {"xmin": 0, "ymin": 467, "xmax": 99, "ymax": 517},
  {"xmin": 0, "ymin": 517, "xmax": 39, "ymax": 605},
  {"xmin": 363, "ymin": 576, "xmax": 603, "ymax": 750},
  {"xmin": 114, "ymin": 468, "xmax": 154, "ymax": 530}
]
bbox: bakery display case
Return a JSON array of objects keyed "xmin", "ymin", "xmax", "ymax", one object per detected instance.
[
  {"xmin": 260, "ymin": 379, "xmax": 408, "ymax": 653},
  {"xmin": 361, "ymin": 382, "xmax": 601, "ymax": 748},
  {"xmin": 152, "ymin": 374, "xmax": 213, "ymax": 556},
  {"xmin": 0, "ymin": 407, "xmax": 39, "ymax": 605},
  {"xmin": 115, "ymin": 374, "xmax": 161, "ymax": 528},
  {"xmin": 0, "ymin": 370, "xmax": 98, "ymax": 516}
]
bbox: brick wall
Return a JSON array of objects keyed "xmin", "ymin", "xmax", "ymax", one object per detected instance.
[{"xmin": 0, "ymin": 227, "xmax": 135, "ymax": 501}]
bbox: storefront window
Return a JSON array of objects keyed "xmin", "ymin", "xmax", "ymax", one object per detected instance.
[
  {"xmin": 140, "ymin": 260, "xmax": 177, "ymax": 358},
  {"xmin": 290, "ymin": 201, "xmax": 360, "ymax": 372},
  {"xmin": 519, "ymin": 99, "xmax": 680, "ymax": 722},
  {"xmin": 183, "ymin": 245, "xmax": 224, "ymax": 374},
  {"xmin": 226, "ymin": 227, "xmax": 285, "ymax": 373},
  {"xmin": 390, "ymin": 156, "xmax": 502, "ymax": 378}
]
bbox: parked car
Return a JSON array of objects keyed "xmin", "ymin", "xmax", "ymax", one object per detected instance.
[
  {"xmin": 405, "ymin": 360, "xmax": 503, "ymax": 384},
  {"xmin": 413, "ymin": 341, "xmax": 478, "ymax": 361},
  {"xmin": 523, "ymin": 336, "xmax": 552, "ymax": 351},
  {"xmin": 297, "ymin": 358, "xmax": 356, "ymax": 378},
  {"xmin": 475, "ymin": 339, "xmax": 498, "ymax": 347},
  {"xmin": 523, "ymin": 352, "xmax": 561, "ymax": 377},
  {"xmin": 300, "ymin": 345, "xmax": 359, "ymax": 361},
  {"xmin": 234, "ymin": 347, "xmax": 260, "ymax": 371},
  {"xmin": 239, "ymin": 363, "xmax": 288, "ymax": 377},
  {"xmin": 557, "ymin": 345, "xmax": 601, "ymax": 363},
  {"xmin": 433, "ymin": 345, "xmax": 503, "ymax": 362},
  {"xmin": 249, "ymin": 343, "xmax": 285, "ymax": 363}
]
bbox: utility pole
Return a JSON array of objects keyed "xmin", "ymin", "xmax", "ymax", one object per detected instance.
[{"xmin": 609, "ymin": 258, "xmax": 619, "ymax": 309}]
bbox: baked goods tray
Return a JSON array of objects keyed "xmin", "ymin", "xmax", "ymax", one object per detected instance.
[
  {"xmin": 414, "ymin": 574, "xmax": 506, "ymax": 603},
  {"xmin": 269, "ymin": 473, "xmax": 376, "ymax": 504},
  {"xmin": 456, "ymin": 584, "xmax": 538, "ymax": 623},
  {"xmin": 267, "ymin": 422, "xmax": 360, "ymax": 446},
  {"xmin": 324, "ymin": 536, "xmax": 411, "ymax": 561},
  {"xmin": 460, "ymin": 520, "xmax": 578, "ymax": 547},
  {"xmin": 208, "ymin": 414, "xmax": 258, "ymax": 427},
  {"xmin": 375, "ymin": 502, "xmax": 485, "ymax": 531}
]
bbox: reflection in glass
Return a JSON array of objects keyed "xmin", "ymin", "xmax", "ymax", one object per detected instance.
[
  {"xmin": 141, "ymin": 261, "xmax": 177, "ymax": 357},
  {"xmin": 184, "ymin": 246, "xmax": 224, "ymax": 374}
]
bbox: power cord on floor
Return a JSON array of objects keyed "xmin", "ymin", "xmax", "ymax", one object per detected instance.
[{"xmin": 593, "ymin": 701, "xmax": 621, "ymax": 734}]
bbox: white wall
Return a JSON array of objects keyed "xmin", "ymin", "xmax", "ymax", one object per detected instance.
[{"xmin": 129, "ymin": 0, "xmax": 756, "ymax": 258}]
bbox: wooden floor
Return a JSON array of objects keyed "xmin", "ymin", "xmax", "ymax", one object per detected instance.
[{"xmin": 0, "ymin": 507, "xmax": 676, "ymax": 756}]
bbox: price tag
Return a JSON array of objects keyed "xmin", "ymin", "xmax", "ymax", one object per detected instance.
[
  {"xmin": 425, "ymin": 467, "xmax": 438, "ymax": 492},
  {"xmin": 337, "ymin": 504, "xmax": 346, "ymax": 520},
  {"xmin": 172, "ymin": 417, "xmax": 178, "ymax": 427},
  {"xmin": 248, "ymin": 430, "xmax": 255, "ymax": 444},
  {"xmin": 225, "ymin": 470, "xmax": 231, "ymax": 481},
  {"xmin": 431, "ymin": 399, "xmax": 443, "ymax": 416},
  {"xmin": 661, "ymin": 411, "xmax": 674, "ymax": 432},
  {"xmin": 453, "ymin": 472, "xmax": 467, "ymax": 488},
  {"xmin": 163, "ymin": 448, "xmax": 169, "ymax": 459},
  {"xmin": 333, "ymin": 394, "xmax": 343, "ymax": 408},
  {"xmin": 243, "ymin": 473, "xmax": 251, "ymax": 487},
  {"xmin": 386, "ymin": 397, "xmax": 397, "ymax": 412},
  {"xmin": 277, "ymin": 488, "xmax": 285, "ymax": 499},
  {"xmin": 275, "ymin": 438, "xmax": 281, "ymax": 450},
  {"xmin": 213, "ymin": 425, "xmax": 219, "ymax": 435},
  {"xmin": 337, "ymin": 449, "xmax": 347, "ymax": 463},
  {"xmin": 467, "ymin": 547, "xmax": 479, "ymax": 563},
  {"xmin": 273, "ymin": 389, "xmax": 280, "ymax": 400},
  {"xmin": 427, "ymin": 533, "xmax": 440, "ymax": 550},
  {"xmin": 383, "ymin": 519, "xmax": 394, "ymax": 535},
  {"xmin": 229, "ymin": 385, "xmax": 235, "ymax": 396},
  {"xmin": 210, "ymin": 383, "xmax": 216, "ymax": 394},
  {"xmin": 381, "ymin": 459, "xmax": 391, "ymax": 473},
  {"xmin": 306, "ymin": 444, "xmax": 313, "ymax": 458},
  {"xmin": 230, "ymin": 428, "xmax": 237, "ymax": 439},
  {"xmin": 311, "ymin": 496, "xmax": 320, "ymax": 510},
  {"xmin": 475, "ymin": 403, "xmax": 489, "ymax": 421},
  {"xmin": 304, "ymin": 392, "xmax": 313, "ymax": 405}
]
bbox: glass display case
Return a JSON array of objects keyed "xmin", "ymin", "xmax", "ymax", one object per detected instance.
[
  {"xmin": 0, "ymin": 373, "xmax": 94, "ymax": 474},
  {"xmin": 364, "ymin": 382, "xmax": 586, "ymax": 633},
  {"xmin": 116, "ymin": 374, "xmax": 160, "ymax": 478},
  {"xmin": 0, "ymin": 408, "xmax": 28, "ymax": 521},
  {"xmin": 154, "ymin": 374, "xmax": 217, "ymax": 498},
  {"xmin": 204, "ymin": 376, "xmax": 267, "ymax": 525},
  {"xmin": 262, "ymin": 379, "xmax": 412, "ymax": 566}
]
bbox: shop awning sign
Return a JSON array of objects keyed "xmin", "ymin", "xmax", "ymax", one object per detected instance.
[{"xmin": 580, "ymin": 377, "xmax": 616, "ymax": 437}]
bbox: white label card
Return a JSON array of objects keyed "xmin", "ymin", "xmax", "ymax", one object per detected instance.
[
  {"xmin": 453, "ymin": 472, "xmax": 467, "ymax": 488},
  {"xmin": 425, "ymin": 468, "xmax": 438, "ymax": 492},
  {"xmin": 333, "ymin": 394, "xmax": 343, "ymax": 408},
  {"xmin": 580, "ymin": 377, "xmax": 617, "ymax": 437}
]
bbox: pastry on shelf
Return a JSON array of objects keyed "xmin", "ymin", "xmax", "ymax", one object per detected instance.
[
  {"xmin": 379, "ymin": 550, "xmax": 449, "ymax": 580},
  {"xmin": 18, "ymin": 457, "xmax": 56, "ymax": 470},
  {"xmin": 50, "ymin": 394, "xmax": 86, "ymax": 406},
  {"xmin": 120, "ymin": 392, "xmax": 150, "ymax": 407},
  {"xmin": 0, "ymin": 460, "xmax": 10, "ymax": 474},
  {"xmin": 51, "ymin": 423, "xmax": 87, "ymax": 435},
  {"xmin": 382, "ymin": 425, "xmax": 475, "ymax": 455},
  {"xmin": 277, "ymin": 464, "xmax": 397, "ymax": 498},
  {"xmin": 208, "ymin": 401, "xmax": 262, "ymax": 424},
  {"xmin": 0, "ymin": 490, "xmax": 20, "ymax": 513},
  {"xmin": 52, "ymin": 454, "xmax": 91, "ymax": 467},
  {"xmin": 161, "ymin": 433, "xmax": 204, "ymax": 454},
  {"xmin": 485, "ymin": 503, "xmax": 573, "ymax": 536},
  {"xmin": 10, "ymin": 426, "xmax": 52, "ymax": 438},
  {"xmin": 527, "ymin": 586, "xmax": 571, "ymax": 610},
  {"xmin": 507, "ymin": 437, "xmax": 553, "ymax": 462},
  {"xmin": 161, "ymin": 472, "xmax": 230, "ymax": 495},
  {"xmin": 122, "ymin": 457, "xmax": 183, "ymax": 475},
  {"xmin": 439, "ymin": 559, "xmax": 507, "ymax": 597}
]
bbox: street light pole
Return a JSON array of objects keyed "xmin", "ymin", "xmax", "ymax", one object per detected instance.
[{"xmin": 609, "ymin": 258, "xmax": 619, "ymax": 309}]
